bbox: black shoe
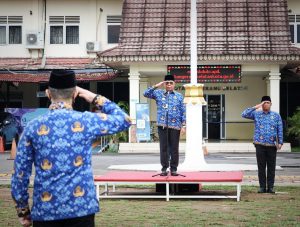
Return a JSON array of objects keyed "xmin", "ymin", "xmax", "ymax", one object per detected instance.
[
  {"xmin": 267, "ymin": 188, "xmax": 275, "ymax": 194},
  {"xmin": 171, "ymin": 171, "xmax": 178, "ymax": 176},
  {"xmin": 160, "ymin": 170, "xmax": 168, "ymax": 176},
  {"xmin": 257, "ymin": 188, "xmax": 266, "ymax": 193}
]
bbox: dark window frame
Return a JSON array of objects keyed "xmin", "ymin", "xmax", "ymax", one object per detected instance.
[
  {"xmin": 49, "ymin": 16, "xmax": 80, "ymax": 45},
  {"xmin": 0, "ymin": 16, "xmax": 23, "ymax": 45},
  {"xmin": 0, "ymin": 25, "xmax": 22, "ymax": 45},
  {"xmin": 107, "ymin": 24, "xmax": 120, "ymax": 44},
  {"xmin": 107, "ymin": 15, "xmax": 121, "ymax": 44},
  {"xmin": 66, "ymin": 25, "xmax": 79, "ymax": 44},
  {"xmin": 50, "ymin": 25, "xmax": 63, "ymax": 44},
  {"xmin": 0, "ymin": 25, "xmax": 6, "ymax": 44},
  {"xmin": 289, "ymin": 14, "xmax": 300, "ymax": 44}
]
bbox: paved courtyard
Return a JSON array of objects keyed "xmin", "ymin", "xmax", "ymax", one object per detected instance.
[{"xmin": 1, "ymin": 151, "xmax": 299, "ymax": 185}]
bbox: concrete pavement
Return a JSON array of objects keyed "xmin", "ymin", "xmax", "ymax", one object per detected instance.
[{"xmin": 1, "ymin": 152, "xmax": 300, "ymax": 186}]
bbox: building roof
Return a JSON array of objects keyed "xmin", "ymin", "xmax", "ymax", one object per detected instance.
[
  {"xmin": 0, "ymin": 58, "xmax": 105, "ymax": 70},
  {"xmin": 0, "ymin": 58, "xmax": 117, "ymax": 83},
  {"xmin": 99, "ymin": 0, "xmax": 300, "ymax": 62}
]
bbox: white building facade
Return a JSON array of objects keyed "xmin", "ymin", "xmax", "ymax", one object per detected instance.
[{"xmin": 1, "ymin": 0, "xmax": 300, "ymax": 143}]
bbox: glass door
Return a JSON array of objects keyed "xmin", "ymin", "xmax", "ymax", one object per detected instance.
[{"xmin": 203, "ymin": 94, "xmax": 225, "ymax": 140}]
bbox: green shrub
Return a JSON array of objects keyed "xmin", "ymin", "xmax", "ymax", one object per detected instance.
[
  {"xmin": 287, "ymin": 107, "xmax": 300, "ymax": 147},
  {"xmin": 105, "ymin": 101, "xmax": 129, "ymax": 153}
]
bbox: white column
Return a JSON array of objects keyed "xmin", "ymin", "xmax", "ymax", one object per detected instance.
[
  {"xmin": 190, "ymin": 0, "xmax": 197, "ymax": 85},
  {"xmin": 128, "ymin": 72, "xmax": 140, "ymax": 142},
  {"xmin": 179, "ymin": 0, "xmax": 208, "ymax": 171},
  {"xmin": 266, "ymin": 77, "xmax": 270, "ymax": 96},
  {"xmin": 268, "ymin": 72, "xmax": 281, "ymax": 113},
  {"xmin": 139, "ymin": 79, "xmax": 148, "ymax": 104},
  {"xmin": 128, "ymin": 72, "xmax": 140, "ymax": 120},
  {"xmin": 180, "ymin": 101, "xmax": 207, "ymax": 170}
]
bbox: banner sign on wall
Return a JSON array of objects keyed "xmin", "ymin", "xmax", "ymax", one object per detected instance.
[
  {"xmin": 168, "ymin": 65, "xmax": 241, "ymax": 83},
  {"xmin": 136, "ymin": 103, "xmax": 151, "ymax": 142},
  {"xmin": 5, "ymin": 108, "xmax": 49, "ymax": 132}
]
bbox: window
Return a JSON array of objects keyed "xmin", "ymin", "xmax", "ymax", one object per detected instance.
[
  {"xmin": 0, "ymin": 26, "xmax": 6, "ymax": 44},
  {"xmin": 49, "ymin": 16, "xmax": 79, "ymax": 44},
  {"xmin": 289, "ymin": 14, "xmax": 300, "ymax": 44},
  {"xmin": 0, "ymin": 16, "xmax": 23, "ymax": 45},
  {"xmin": 290, "ymin": 24, "xmax": 294, "ymax": 43},
  {"xmin": 50, "ymin": 26, "xmax": 63, "ymax": 44},
  {"xmin": 66, "ymin": 26, "xmax": 79, "ymax": 44},
  {"xmin": 298, "ymin": 25, "xmax": 300, "ymax": 44},
  {"xmin": 107, "ymin": 15, "xmax": 121, "ymax": 44},
  {"xmin": 9, "ymin": 26, "xmax": 22, "ymax": 44}
]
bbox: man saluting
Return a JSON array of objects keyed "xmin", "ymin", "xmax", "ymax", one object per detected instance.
[
  {"xmin": 242, "ymin": 96, "xmax": 283, "ymax": 194},
  {"xmin": 144, "ymin": 74, "xmax": 186, "ymax": 176},
  {"xmin": 11, "ymin": 69, "xmax": 131, "ymax": 227}
]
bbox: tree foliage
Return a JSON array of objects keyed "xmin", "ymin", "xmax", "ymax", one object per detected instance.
[{"xmin": 287, "ymin": 107, "xmax": 300, "ymax": 140}]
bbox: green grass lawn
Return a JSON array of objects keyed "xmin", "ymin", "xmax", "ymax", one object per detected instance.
[
  {"xmin": 291, "ymin": 146, "xmax": 300, "ymax": 152},
  {"xmin": 1, "ymin": 185, "xmax": 299, "ymax": 226}
]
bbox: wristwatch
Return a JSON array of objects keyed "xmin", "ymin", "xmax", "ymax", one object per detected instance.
[
  {"xmin": 16, "ymin": 206, "xmax": 30, "ymax": 218},
  {"xmin": 92, "ymin": 95, "xmax": 107, "ymax": 106}
]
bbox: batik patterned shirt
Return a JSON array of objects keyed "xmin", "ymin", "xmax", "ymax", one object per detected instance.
[
  {"xmin": 144, "ymin": 87, "xmax": 186, "ymax": 130},
  {"xmin": 242, "ymin": 107, "xmax": 283, "ymax": 146},
  {"xmin": 11, "ymin": 98, "xmax": 131, "ymax": 221}
]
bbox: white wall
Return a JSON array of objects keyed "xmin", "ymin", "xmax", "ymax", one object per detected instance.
[
  {"xmin": 45, "ymin": 0, "xmax": 122, "ymax": 57},
  {"xmin": 288, "ymin": 0, "xmax": 300, "ymax": 13},
  {"xmin": 96, "ymin": 0, "xmax": 123, "ymax": 50},
  {"xmin": 0, "ymin": 0, "xmax": 41, "ymax": 57},
  {"xmin": 0, "ymin": 0, "xmax": 123, "ymax": 58}
]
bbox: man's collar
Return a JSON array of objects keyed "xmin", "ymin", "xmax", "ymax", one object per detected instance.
[
  {"xmin": 49, "ymin": 101, "xmax": 73, "ymax": 110},
  {"xmin": 164, "ymin": 90, "xmax": 175, "ymax": 95},
  {"xmin": 262, "ymin": 110, "xmax": 271, "ymax": 114}
]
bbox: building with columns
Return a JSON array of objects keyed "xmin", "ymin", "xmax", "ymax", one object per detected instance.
[
  {"xmin": 0, "ymin": 0, "xmax": 125, "ymax": 111},
  {"xmin": 99, "ymin": 0, "xmax": 300, "ymax": 142},
  {"xmin": 0, "ymin": 0, "xmax": 300, "ymax": 144}
]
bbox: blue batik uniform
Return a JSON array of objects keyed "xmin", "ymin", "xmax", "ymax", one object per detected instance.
[
  {"xmin": 11, "ymin": 99, "xmax": 131, "ymax": 221},
  {"xmin": 143, "ymin": 87, "xmax": 186, "ymax": 130},
  {"xmin": 144, "ymin": 86, "xmax": 185, "ymax": 172},
  {"xmin": 242, "ymin": 107, "xmax": 283, "ymax": 146}
]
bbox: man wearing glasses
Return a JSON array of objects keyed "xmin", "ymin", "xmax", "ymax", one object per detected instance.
[
  {"xmin": 144, "ymin": 75, "xmax": 186, "ymax": 176},
  {"xmin": 242, "ymin": 96, "xmax": 283, "ymax": 194}
]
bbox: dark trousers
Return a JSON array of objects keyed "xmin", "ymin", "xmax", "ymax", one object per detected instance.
[
  {"xmin": 255, "ymin": 144, "xmax": 277, "ymax": 189},
  {"xmin": 158, "ymin": 126, "xmax": 180, "ymax": 172},
  {"xmin": 33, "ymin": 214, "xmax": 95, "ymax": 227}
]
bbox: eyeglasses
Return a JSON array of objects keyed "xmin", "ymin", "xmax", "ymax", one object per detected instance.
[{"xmin": 165, "ymin": 81, "xmax": 174, "ymax": 85}]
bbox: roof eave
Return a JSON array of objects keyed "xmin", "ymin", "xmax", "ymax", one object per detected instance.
[{"xmin": 99, "ymin": 54, "xmax": 300, "ymax": 63}]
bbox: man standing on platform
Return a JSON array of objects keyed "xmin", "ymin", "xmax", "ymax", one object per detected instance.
[
  {"xmin": 144, "ymin": 75, "xmax": 186, "ymax": 176},
  {"xmin": 242, "ymin": 96, "xmax": 283, "ymax": 194},
  {"xmin": 11, "ymin": 69, "xmax": 131, "ymax": 227}
]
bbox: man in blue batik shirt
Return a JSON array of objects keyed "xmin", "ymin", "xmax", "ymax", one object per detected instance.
[
  {"xmin": 11, "ymin": 69, "xmax": 131, "ymax": 227},
  {"xmin": 242, "ymin": 96, "xmax": 283, "ymax": 194},
  {"xmin": 144, "ymin": 74, "xmax": 186, "ymax": 176}
]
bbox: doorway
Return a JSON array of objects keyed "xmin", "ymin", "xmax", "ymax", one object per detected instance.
[{"xmin": 203, "ymin": 94, "xmax": 225, "ymax": 140}]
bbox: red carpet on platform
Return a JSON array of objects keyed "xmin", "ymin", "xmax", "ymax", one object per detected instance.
[
  {"xmin": 94, "ymin": 171, "xmax": 243, "ymax": 182},
  {"xmin": 94, "ymin": 171, "xmax": 243, "ymax": 201}
]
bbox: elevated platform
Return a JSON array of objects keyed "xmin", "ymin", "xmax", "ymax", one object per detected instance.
[
  {"xmin": 94, "ymin": 171, "xmax": 243, "ymax": 201},
  {"xmin": 119, "ymin": 142, "xmax": 291, "ymax": 153}
]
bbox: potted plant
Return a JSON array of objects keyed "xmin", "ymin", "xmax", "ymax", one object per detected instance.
[{"xmin": 107, "ymin": 101, "xmax": 129, "ymax": 152}]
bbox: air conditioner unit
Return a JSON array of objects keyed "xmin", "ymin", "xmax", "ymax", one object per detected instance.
[
  {"xmin": 26, "ymin": 31, "xmax": 44, "ymax": 49},
  {"xmin": 86, "ymin": 41, "xmax": 101, "ymax": 52}
]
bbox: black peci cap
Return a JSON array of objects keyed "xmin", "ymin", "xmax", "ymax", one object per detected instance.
[
  {"xmin": 261, "ymin": 96, "xmax": 271, "ymax": 102},
  {"xmin": 49, "ymin": 69, "xmax": 76, "ymax": 89},
  {"xmin": 164, "ymin": 74, "xmax": 175, "ymax": 81}
]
